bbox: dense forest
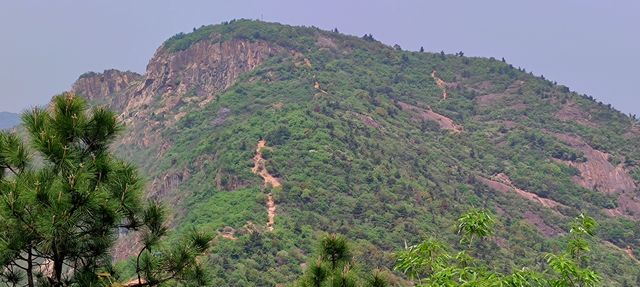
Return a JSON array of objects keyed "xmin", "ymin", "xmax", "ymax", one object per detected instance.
[{"xmin": 2, "ymin": 20, "xmax": 640, "ymax": 286}]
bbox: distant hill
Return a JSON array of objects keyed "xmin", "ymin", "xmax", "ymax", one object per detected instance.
[
  {"xmin": 0, "ymin": 111, "xmax": 20, "ymax": 130},
  {"xmin": 69, "ymin": 20, "xmax": 640, "ymax": 285}
]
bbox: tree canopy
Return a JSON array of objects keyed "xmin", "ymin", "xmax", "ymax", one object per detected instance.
[{"xmin": 0, "ymin": 94, "xmax": 211, "ymax": 287}]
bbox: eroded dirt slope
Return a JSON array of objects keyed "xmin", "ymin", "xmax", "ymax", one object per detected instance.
[{"xmin": 251, "ymin": 139, "xmax": 281, "ymax": 231}]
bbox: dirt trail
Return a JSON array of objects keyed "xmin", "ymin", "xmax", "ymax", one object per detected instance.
[
  {"xmin": 252, "ymin": 140, "xmax": 281, "ymax": 188},
  {"xmin": 477, "ymin": 173, "xmax": 565, "ymax": 209},
  {"xmin": 123, "ymin": 279, "xmax": 147, "ymax": 287},
  {"xmin": 431, "ymin": 70, "xmax": 448, "ymax": 100},
  {"xmin": 251, "ymin": 139, "xmax": 280, "ymax": 231},
  {"xmin": 266, "ymin": 193, "xmax": 276, "ymax": 231}
]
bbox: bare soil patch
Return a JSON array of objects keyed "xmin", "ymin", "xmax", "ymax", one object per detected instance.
[
  {"xmin": 251, "ymin": 140, "xmax": 280, "ymax": 231},
  {"xmin": 431, "ymin": 70, "xmax": 448, "ymax": 100},
  {"xmin": 252, "ymin": 140, "xmax": 282, "ymax": 188},
  {"xmin": 477, "ymin": 173, "xmax": 565, "ymax": 209},
  {"xmin": 555, "ymin": 101, "xmax": 597, "ymax": 127},
  {"xmin": 398, "ymin": 102, "xmax": 463, "ymax": 133},
  {"xmin": 523, "ymin": 211, "xmax": 564, "ymax": 237}
]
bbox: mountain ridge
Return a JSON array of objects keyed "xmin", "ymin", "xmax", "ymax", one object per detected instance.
[
  {"xmin": 0, "ymin": 111, "xmax": 20, "ymax": 130},
  {"xmin": 69, "ymin": 19, "xmax": 640, "ymax": 285}
]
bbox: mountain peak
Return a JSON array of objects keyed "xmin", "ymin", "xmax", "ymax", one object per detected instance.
[{"xmin": 64, "ymin": 20, "xmax": 640, "ymax": 283}]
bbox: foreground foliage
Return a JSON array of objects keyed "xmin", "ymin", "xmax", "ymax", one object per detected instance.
[
  {"xmin": 0, "ymin": 94, "xmax": 210, "ymax": 287},
  {"xmin": 297, "ymin": 234, "xmax": 389, "ymax": 287},
  {"xmin": 395, "ymin": 210, "xmax": 600, "ymax": 286}
]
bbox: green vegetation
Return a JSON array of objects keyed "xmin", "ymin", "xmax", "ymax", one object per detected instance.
[
  {"xmin": 297, "ymin": 211, "xmax": 601, "ymax": 287},
  {"xmin": 67, "ymin": 20, "xmax": 640, "ymax": 286},
  {"xmin": 0, "ymin": 95, "xmax": 210, "ymax": 286},
  {"xmin": 296, "ymin": 234, "xmax": 391, "ymax": 287},
  {"xmin": 395, "ymin": 211, "xmax": 600, "ymax": 286}
]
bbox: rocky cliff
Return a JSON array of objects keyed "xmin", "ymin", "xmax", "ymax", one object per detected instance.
[{"xmin": 72, "ymin": 69, "xmax": 142, "ymax": 112}]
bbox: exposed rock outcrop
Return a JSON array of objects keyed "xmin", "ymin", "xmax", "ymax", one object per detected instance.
[
  {"xmin": 398, "ymin": 101, "xmax": 463, "ymax": 133},
  {"xmin": 73, "ymin": 39, "xmax": 284, "ymax": 147},
  {"xmin": 71, "ymin": 70, "xmax": 143, "ymax": 112},
  {"xmin": 477, "ymin": 173, "xmax": 565, "ymax": 209},
  {"xmin": 125, "ymin": 39, "xmax": 282, "ymax": 119},
  {"xmin": 553, "ymin": 134, "xmax": 640, "ymax": 218},
  {"xmin": 554, "ymin": 101, "xmax": 597, "ymax": 128}
]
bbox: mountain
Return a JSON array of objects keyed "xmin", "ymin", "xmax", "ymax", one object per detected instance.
[
  {"xmin": 70, "ymin": 20, "xmax": 640, "ymax": 285},
  {"xmin": 0, "ymin": 111, "xmax": 20, "ymax": 130}
]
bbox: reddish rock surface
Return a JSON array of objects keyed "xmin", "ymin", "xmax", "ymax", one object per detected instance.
[
  {"xmin": 398, "ymin": 101, "xmax": 463, "ymax": 133},
  {"xmin": 477, "ymin": 173, "xmax": 565, "ymax": 209},
  {"xmin": 523, "ymin": 211, "xmax": 564, "ymax": 237},
  {"xmin": 554, "ymin": 134, "xmax": 640, "ymax": 218}
]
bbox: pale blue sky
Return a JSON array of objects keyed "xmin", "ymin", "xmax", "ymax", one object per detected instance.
[{"xmin": 1, "ymin": 0, "xmax": 638, "ymax": 116}]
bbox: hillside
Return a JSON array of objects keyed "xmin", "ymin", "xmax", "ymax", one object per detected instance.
[
  {"xmin": 0, "ymin": 112, "xmax": 20, "ymax": 130},
  {"xmin": 70, "ymin": 20, "xmax": 640, "ymax": 286}
]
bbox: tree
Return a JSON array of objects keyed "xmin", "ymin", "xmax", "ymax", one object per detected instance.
[
  {"xmin": 420, "ymin": 46, "xmax": 425, "ymax": 53},
  {"xmin": 298, "ymin": 234, "xmax": 389, "ymax": 287},
  {"xmin": 394, "ymin": 210, "xmax": 601, "ymax": 287},
  {"xmin": 456, "ymin": 209, "xmax": 495, "ymax": 245},
  {"xmin": 0, "ymin": 93, "xmax": 211, "ymax": 287},
  {"xmin": 320, "ymin": 235, "xmax": 352, "ymax": 270}
]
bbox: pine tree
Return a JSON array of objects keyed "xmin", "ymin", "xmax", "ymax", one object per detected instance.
[
  {"xmin": 0, "ymin": 93, "xmax": 211, "ymax": 287},
  {"xmin": 298, "ymin": 234, "xmax": 388, "ymax": 287}
]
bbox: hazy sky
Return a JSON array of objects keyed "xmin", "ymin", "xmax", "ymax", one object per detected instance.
[{"xmin": 1, "ymin": 1, "xmax": 638, "ymax": 116}]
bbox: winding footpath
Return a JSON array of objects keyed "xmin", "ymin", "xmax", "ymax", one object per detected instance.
[
  {"xmin": 431, "ymin": 70, "xmax": 448, "ymax": 100},
  {"xmin": 251, "ymin": 139, "xmax": 280, "ymax": 231}
]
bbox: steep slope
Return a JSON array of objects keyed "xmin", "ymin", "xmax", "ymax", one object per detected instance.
[
  {"xmin": 0, "ymin": 112, "xmax": 20, "ymax": 130},
  {"xmin": 71, "ymin": 20, "xmax": 640, "ymax": 285}
]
